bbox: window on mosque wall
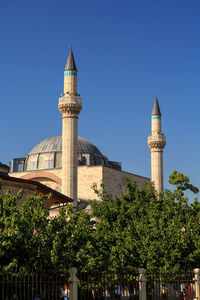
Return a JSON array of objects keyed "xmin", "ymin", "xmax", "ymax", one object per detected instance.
[
  {"xmin": 44, "ymin": 160, "xmax": 54, "ymax": 169},
  {"xmin": 79, "ymin": 156, "xmax": 86, "ymax": 166},
  {"xmin": 38, "ymin": 153, "xmax": 54, "ymax": 170},
  {"xmin": 79, "ymin": 154, "xmax": 89, "ymax": 166},
  {"xmin": 55, "ymin": 153, "xmax": 62, "ymax": 168},
  {"xmin": 29, "ymin": 161, "xmax": 37, "ymax": 170},
  {"xmin": 17, "ymin": 163, "xmax": 22, "ymax": 172},
  {"xmin": 38, "ymin": 155, "xmax": 45, "ymax": 169},
  {"xmin": 27, "ymin": 155, "xmax": 38, "ymax": 170}
]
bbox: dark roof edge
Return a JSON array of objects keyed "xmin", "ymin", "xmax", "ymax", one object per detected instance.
[
  {"xmin": 0, "ymin": 162, "xmax": 9, "ymax": 169},
  {"xmin": 0, "ymin": 174, "xmax": 73, "ymax": 202}
]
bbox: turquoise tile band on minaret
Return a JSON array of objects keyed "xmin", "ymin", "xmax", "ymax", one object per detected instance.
[
  {"xmin": 152, "ymin": 116, "xmax": 161, "ymax": 119},
  {"xmin": 64, "ymin": 71, "xmax": 77, "ymax": 76}
]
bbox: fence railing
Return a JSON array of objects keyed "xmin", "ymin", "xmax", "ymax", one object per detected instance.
[
  {"xmin": 145, "ymin": 270, "xmax": 196, "ymax": 300},
  {"xmin": 0, "ymin": 268, "xmax": 199, "ymax": 300},
  {"xmin": 77, "ymin": 269, "xmax": 200, "ymax": 300},
  {"xmin": 0, "ymin": 271, "xmax": 69, "ymax": 300},
  {"xmin": 78, "ymin": 270, "xmax": 139, "ymax": 300}
]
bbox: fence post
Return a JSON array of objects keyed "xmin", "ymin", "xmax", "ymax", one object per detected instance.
[
  {"xmin": 68, "ymin": 267, "xmax": 79, "ymax": 300},
  {"xmin": 139, "ymin": 268, "xmax": 147, "ymax": 300},
  {"xmin": 194, "ymin": 268, "xmax": 200, "ymax": 300}
]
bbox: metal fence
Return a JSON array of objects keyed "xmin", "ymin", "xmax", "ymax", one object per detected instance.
[
  {"xmin": 78, "ymin": 271, "xmax": 139, "ymax": 300},
  {"xmin": 0, "ymin": 272, "xmax": 69, "ymax": 300},
  {"xmin": 0, "ymin": 269, "xmax": 198, "ymax": 300},
  {"xmin": 145, "ymin": 271, "xmax": 195, "ymax": 300},
  {"xmin": 78, "ymin": 270, "xmax": 197, "ymax": 300}
]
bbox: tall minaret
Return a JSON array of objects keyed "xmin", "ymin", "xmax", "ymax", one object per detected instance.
[
  {"xmin": 58, "ymin": 47, "xmax": 82, "ymax": 207},
  {"xmin": 148, "ymin": 97, "xmax": 166, "ymax": 193}
]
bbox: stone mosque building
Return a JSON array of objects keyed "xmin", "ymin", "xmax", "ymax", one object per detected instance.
[{"xmin": 9, "ymin": 48, "xmax": 166, "ymax": 207}]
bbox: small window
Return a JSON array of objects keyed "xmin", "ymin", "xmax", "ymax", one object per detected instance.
[
  {"xmin": 44, "ymin": 160, "xmax": 54, "ymax": 169},
  {"xmin": 79, "ymin": 156, "xmax": 87, "ymax": 166},
  {"xmin": 55, "ymin": 153, "xmax": 62, "ymax": 168},
  {"xmin": 17, "ymin": 163, "xmax": 22, "ymax": 172},
  {"xmin": 38, "ymin": 156, "xmax": 45, "ymax": 169},
  {"xmin": 30, "ymin": 161, "xmax": 37, "ymax": 170},
  {"xmin": 27, "ymin": 155, "xmax": 38, "ymax": 170}
]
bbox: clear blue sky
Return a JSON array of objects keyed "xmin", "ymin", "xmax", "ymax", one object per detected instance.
[{"xmin": 0, "ymin": 0, "xmax": 199, "ymax": 194}]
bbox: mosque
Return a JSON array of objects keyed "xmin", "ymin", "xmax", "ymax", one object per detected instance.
[{"xmin": 9, "ymin": 48, "xmax": 166, "ymax": 207}]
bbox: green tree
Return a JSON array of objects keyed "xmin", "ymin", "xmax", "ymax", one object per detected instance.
[
  {"xmin": 0, "ymin": 188, "xmax": 52, "ymax": 271},
  {"xmin": 50, "ymin": 206, "xmax": 94, "ymax": 272},
  {"xmin": 0, "ymin": 188, "xmax": 22, "ymax": 270},
  {"xmin": 0, "ymin": 183, "xmax": 94, "ymax": 272},
  {"xmin": 17, "ymin": 193, "xmax": 51, "ymax": 271},
  {"xmin": 0, "ymin": 171, "xmax": 199, "ymax": 273},
  {"xmin": 89, "ymin": 171, "xmax": 200, "ymax": 272}
]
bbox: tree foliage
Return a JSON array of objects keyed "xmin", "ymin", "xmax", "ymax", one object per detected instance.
[
  {"xmin": 90, "ymin": 173, "xmax": 200, "ymax": 272},
  {"xmin": 0, "ymin": 171, "xmax": 199, "ymax": 272}
]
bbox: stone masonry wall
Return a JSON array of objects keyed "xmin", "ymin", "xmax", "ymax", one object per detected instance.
[{"xmin": 102, "ymin": 167, "xmax": 149, "ymax": 197}]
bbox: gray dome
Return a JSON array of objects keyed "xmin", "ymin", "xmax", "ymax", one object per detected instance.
[
  {"xmin": 29, "ymin": 135, "xmax": 103, "ymax": 156},
  {"xmin": 10, "ymin": 135, "xmax": 122, "ymax": 172}
]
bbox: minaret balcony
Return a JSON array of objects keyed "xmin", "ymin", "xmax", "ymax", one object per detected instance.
[
  {"xmin": 148, "ymin": 134, "xmax": 166, "ymax": 150},
  {"xmin": 148, "ymin": 134, "xmax": 166, "ymax": 142},
  {"xmin": 58, "ymin": 95, "xmax": 82, "ymax": 116},
  {"xmin": 59, "ymin": 94, "xmax": 81, "ymax": 105}
]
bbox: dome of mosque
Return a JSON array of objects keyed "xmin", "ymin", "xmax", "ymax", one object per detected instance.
[
  {"xmin": 23, "ymin": 135, "xmax": 108, "ymax": 171},
  {"xmin": 29, "ymin": 135, "xmax": 103, "ymax": 156},
  {"xmin": 10, "ymin": 135, "xmax": 121, "ymax": 173}
]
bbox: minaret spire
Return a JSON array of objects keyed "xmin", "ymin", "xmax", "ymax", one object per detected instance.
[
  {"xmin": 152, "ymin": 96, "xmax": 161, "ymax": 116},
  {"xmin": 63, "ymin": 47, "xmax": 78, "ymax": 96},
  {"xmin": 58, "ymin": 47, "xmax": 82, "ymax": 207},
  {"xmin": 148, "ymin": 96, "xmax": 166, "ymax": 193},
  {"xmin": 65, "ymin": 46, "xmax": 77, "ymax": 71}
]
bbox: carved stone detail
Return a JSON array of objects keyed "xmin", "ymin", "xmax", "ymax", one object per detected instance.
[
  {"xmin": 148, "ymin": 140, "xmax": 166, "ymax": 150},
  {"xmin": 58, "ymin": 95, "xmax": 82, "ymax": 116},
  {"xmin": 59, "ymin": 102, "xmax": 82, "ymax": 115}
]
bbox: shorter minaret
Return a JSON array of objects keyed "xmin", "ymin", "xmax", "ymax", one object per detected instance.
[
  {"xmin": 148, "ymin": 97, "xmax": 166, "ymax": 193},
  {"xmin": 58, "ymin": 47, "xmax": 82, "ymax": 207}
]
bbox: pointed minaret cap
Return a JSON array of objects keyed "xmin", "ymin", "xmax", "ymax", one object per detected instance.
[
  {"xmin": 65, "ymin": 46, "xmax": 77, "ymax": 71},
  {"xmin": 152, "ymin": 96, "xmax": 161, "ymax": 116}
]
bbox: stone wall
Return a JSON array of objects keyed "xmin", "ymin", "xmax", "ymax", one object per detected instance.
[
  {"xmin": 77, "ymin": 166, "xmax": 103, "ymax": 201},
  {"xmin": 10, "ymin": 166, "xmax": 149, "ymax": 202},
  {"xmin": 103, "ymin": 167, "xmax": 149, "ymax": 197}
]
